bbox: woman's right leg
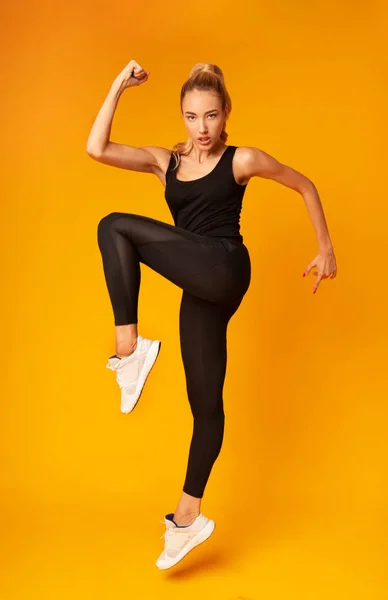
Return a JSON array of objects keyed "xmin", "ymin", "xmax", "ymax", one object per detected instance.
[{"xmin": 97, "ymin": 211, "xmax": 246, "ymax": 331}]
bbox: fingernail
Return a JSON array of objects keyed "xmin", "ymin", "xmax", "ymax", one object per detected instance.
[{"xmin": 302, "ymin": 273, "xmax": 305, "ymax": 277}]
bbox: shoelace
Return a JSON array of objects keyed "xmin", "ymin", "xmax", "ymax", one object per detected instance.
[
  {"xmin": 159, "ymin": 521, "xmax": 196, "ymax": 550},
  {"xmin": 159, "ymin": 520, "xmax": 170, "ymax": 540},
  {"xmin": 114, "ymin": 339, "xmax": 146, "ymax": 388}
]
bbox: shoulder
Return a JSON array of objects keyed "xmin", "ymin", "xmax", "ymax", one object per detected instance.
[
  {"xmin": 233, "ymin": 145, "xmax": 313, "ymax": 192},
  {"xmin": 232, "ymin": 146, "xmax": 261, "ymax": 186},
  {"xmin": 234, "ymin": 145, "xmax": 262, "ymax": 165},
  {"xmin": 233, "ymin": 146, "xmax": 287, "ymax": 183}
]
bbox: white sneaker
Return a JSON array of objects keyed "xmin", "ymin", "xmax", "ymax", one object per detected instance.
[
  {"xmin": 106, "ymin": 334, "xmax": 161, "ymax": 414},
  {"xmin": 156, "ymin": 513, "xmax": 215, "ymax": 570}
]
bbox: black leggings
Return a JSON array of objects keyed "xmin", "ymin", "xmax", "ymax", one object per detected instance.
[{"xmin": 97, "ymin": 212, "xmax": 251, "ymax": 498}]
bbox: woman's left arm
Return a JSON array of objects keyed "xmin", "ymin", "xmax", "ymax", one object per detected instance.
[{"xmin": 239, "ymin": 147, "xmax": 337, "ymax": 294}]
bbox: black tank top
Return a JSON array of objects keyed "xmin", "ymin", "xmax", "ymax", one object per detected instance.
[{"xmin": 164, "ymin": 145, "xmax": 248, "ymax": 244}]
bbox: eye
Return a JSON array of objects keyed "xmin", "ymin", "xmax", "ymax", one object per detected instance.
[{"xmin": 187, "ymin": 113, "xmax": 217, "ymax": 121}]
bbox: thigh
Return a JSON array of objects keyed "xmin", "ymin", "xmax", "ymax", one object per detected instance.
[{"xmin": 101, "ymin": 212, "xmax": 236, "ymax": 303}]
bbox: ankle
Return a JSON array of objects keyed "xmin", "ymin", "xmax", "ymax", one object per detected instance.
[
  {"xmin": 173, "ymin": 510, "xmax": 200, "ymax": 527},
  {"xmin": 116, "ymin": 337, "xmax": 138, "ymax": 358}
]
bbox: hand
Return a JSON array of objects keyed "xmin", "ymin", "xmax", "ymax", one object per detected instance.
[
  {"xmin": 116, "ymin": 59, "xmax": 150, "ymax": 90},
  {"xmin": 303, "ymin": 249, "xmax": 337, "ymax": 294}
]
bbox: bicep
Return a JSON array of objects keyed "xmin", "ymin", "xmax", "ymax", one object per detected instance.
[
  {"xmin": 245, "ymin": 147, "xmax": 313, "ymax": 193},
  {"xmin": 87, "ymin": 143, "xmax": 164, "ymax": 174}
]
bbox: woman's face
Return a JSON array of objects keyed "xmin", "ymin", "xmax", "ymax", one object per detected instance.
[{"xmin": 181, "ymin": 89, "xmax": 227, "ymax": 150}]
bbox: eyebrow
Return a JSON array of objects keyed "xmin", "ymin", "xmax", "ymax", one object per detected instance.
[{"xmin": 184, "ymin": 109, "xmax": 219, "ymax": 115}]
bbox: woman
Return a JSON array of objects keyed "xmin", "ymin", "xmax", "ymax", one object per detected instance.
[{"xmin": 87, "ymin": 60, "xmax": 337, "ymax": 570}]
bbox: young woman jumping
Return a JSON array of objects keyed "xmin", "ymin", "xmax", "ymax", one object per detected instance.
[{"xmin": 86, "ymin": 59, "xmax": 337, "ymax": 570}]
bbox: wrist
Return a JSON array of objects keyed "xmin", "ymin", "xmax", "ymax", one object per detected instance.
[
  {"xmin": 319, "ymin": 243, "xmax": 334, "ymax": 254},
  {"xmin": 110, "ymin": 77, "xmax": 126, "ymax": 98}
]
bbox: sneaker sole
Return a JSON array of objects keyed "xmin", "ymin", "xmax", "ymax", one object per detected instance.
[
  {"xmin": 156, "ymin": 519, "xmax": 215, "ymax": 570},
  {"xmin": 121, "ymin": 340, "xmax": 162, "ymax": 414}
]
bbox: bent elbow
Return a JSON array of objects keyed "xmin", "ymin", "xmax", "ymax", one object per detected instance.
[{"xmin": 86, "ymin": 146, "xmax": 102, "ymax": 160}]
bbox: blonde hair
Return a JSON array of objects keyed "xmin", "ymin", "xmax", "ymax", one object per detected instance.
[{"xmin": 171, "ymin": 62, "xmax": 232, "ymax": 170}]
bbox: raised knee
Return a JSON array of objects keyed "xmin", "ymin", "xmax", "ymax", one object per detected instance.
[
  {"xmin": 97, "ymin": 212, "xmax": 126, "ymax": 240},
  {"xmin": 97, "ymin": 211, "xmax": 139, "ymax": 233},
  {"xmin": 97, "ymin": 211, "xmax": 120, "ymax": 229}
]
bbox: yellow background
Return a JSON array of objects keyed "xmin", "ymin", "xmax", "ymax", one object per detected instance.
[{"xmin": 1, "ymin": 0, "xmax": 387, "ymax": 598}]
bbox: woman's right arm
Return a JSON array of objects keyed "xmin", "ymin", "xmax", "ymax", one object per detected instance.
[{"xmin": 86, "ymin": 60, "xmax": 163, "ymax": 174}]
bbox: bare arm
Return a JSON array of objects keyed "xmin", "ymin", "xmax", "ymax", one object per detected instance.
[
  {"xmin": 86, "ymin": 77, "xmax": 124, "ymax": 156},
  {"xmin": 86, "ymin": 60, "xmax": 163, "ymax": 174},
  {"xmin": 239, "ymin": 146, "xmax": 334, "ymax": 252}
]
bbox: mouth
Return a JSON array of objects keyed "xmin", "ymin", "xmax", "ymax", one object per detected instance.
[{"xmin": 198, "ymin": 137, "xmax": 211, "ymax": 144}]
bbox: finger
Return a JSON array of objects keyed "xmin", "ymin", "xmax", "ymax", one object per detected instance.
[
  {"xmin": 313, "ymin": 275, "xmax": 322, "ymax": 294},
  {"xmin": 303, "ymin": 264, "xmax": 314, "ymax": 277}
]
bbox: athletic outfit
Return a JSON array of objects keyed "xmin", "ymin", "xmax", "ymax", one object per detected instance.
[{"xmin": 97, "ymin": 145, "xmax": 251, "ymax": 500}]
